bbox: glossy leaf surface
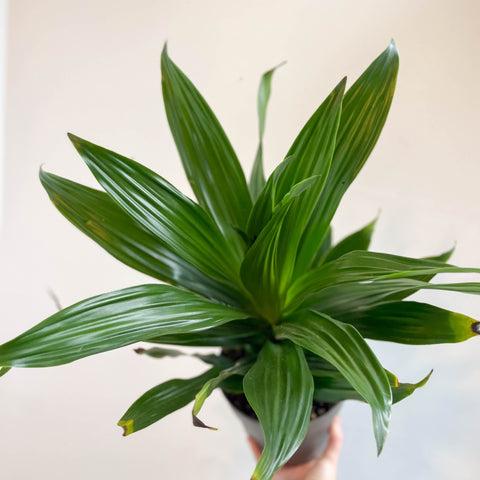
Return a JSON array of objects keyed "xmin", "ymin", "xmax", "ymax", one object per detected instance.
[
  {"xmin": 161, "ymin": 46, "xmax": 251, "ymax": 255},
  {"xmin": 384, "ymin": 246, "xmax": 454, "ymax": 301},
  {"xmin": 192, "ymin": 357, "xmax": 253, "ymax": 428},
  {"xmin": 339, "ymin": 301, "xmax": 479, "ymax": 344},
  {"xmin": 295, "ymin": 41, "xmax": 399, "ymax": 274},
  {"xmin": 322, "ymin": 217, "xmax": 377, "ymax": 264},
  {"xmin": 242, "ymin": 81, "xmax": 345, "ymax": 322},
  {"xmin": 40, "ymin": 170, "xmax": 239, "ymax": 305},
  {"xmin": 288, "ymin": 250, "xmax": 480, "ymax": 310},
  {"xmin": 244, "ymin": 341, "xmax": 313, "ymax": 480},
  {"xmin": 118, "ymin": 366, "xmax": 221, "ymax": 435},
  {"xmin": 308, "ymin": 278, "xmax": 480, "ymax": 317},
  {"xmin": 68, "ymin": 134, "xmax": 243, "ymax": 293},
  {"xmin": 313, "ymin": 366, "xmax": 432, "ymax": 404},
  {"xmin": 250, "ymin": 63, "xmax": 284, "ymax": 201},
  {"xmin": 147, "ymin": 318, "xmax": 270, "ymax": 347},
  {"xmin": 247, "ymin": 79, "xmax": 345, "ymax": 241},
  {"xmin": 0, "ymin": 285, "xmax": 247, "ymax": 367},
  {"xmin": 275, "ymin": 311, "xmax": 391, "ymax": 454}
]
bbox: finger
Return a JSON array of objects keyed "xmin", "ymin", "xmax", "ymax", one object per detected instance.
[
  {"xmin": 248, "ymin": 436, "xmax": 262, "ymax": 461},
  {"xmin": 322, "ymin": 415, "xmax": 343, "ymax": 463}
]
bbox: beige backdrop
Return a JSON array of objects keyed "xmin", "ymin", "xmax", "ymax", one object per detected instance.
[{"xmin": 1, "ymin": 1, "xmax": 479, "ymax": 479}]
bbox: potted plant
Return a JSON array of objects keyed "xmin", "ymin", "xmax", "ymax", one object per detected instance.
[{"xmin": 1, "ymin": 40, "xmax": 479, "ymax": 480}]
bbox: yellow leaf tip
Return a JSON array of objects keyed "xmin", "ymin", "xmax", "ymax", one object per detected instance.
[{"xmin": 118, "ymin": 419, "xmax": 134, "ymax": 437}]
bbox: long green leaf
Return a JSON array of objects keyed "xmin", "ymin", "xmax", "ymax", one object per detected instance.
[
  {"xmin": 247, "ymin": 79, "xmax": 345, "ymax": 241},
  {"xmin": 68, "ymin": 134, "xmax": 243, "ymax": 294},
  {"xmin": 243, "ymin": 180, "xmax": 322, "ymax": 323},
  {"xmin": 313, "ymin": 367, "xmax": 432, "ymax": 405},
  {"xmin": 40, "ymin": 170, "xmax": 241, "ymax": 306},
  {"xmin": 246, "ymin": 155, "xmax": 294, "ymax": 241},
  {"xmin": 0, "ymin": 285, "xmax": 247, "ymax": 368},
  {"xmin": 339, "ymin": 301, "xmax": 479, "ymax": 344},
  {"xmin": 161, "ymin": 45, "xmax": 251, "ymax": 255},
  {"xmin": 384, "ymin": 246, "xmax": 454, "ymax": 301},
  {"xmin": 134, "ymin": 346, "xmax": 232, "ymax": 368},
  {"xmin": 295, "ymin": 41, "xmax": 399, "ymax": 275},
  {"xmin": 118, "ymin": 366, "xmax": 221, "ymax": 436},
  {"xmin": 242, "ymin": 81, "xmax": 345, "ymax": 322},
  {"xmin": 147, "ymin": 318, "xmax": 270, "ymax": 347},
  {"xmin": 242, "ymin": 202, "xmax": 294, "ymax": 323},
  {"xmin": 313, "ymin": 226, "xmax": 332, "ymax": 265},
  {"xmin": 244, "ymin": 341, "xmax": 314, "ymax": 480},
  {"xmin": 249, "ymin": 63, "xmax": 285, "ymax": 201},
  {"xmin": 192, "ymin": 357, "xmax": 253, "ymax": 429},
  {"xmin": 307, "ymin": 352, "xmax": 431, "ymax": 404},
  {"xmin": 275, "ymin": 311, "xmax": 392, "ymax": 454},
  {"xmin": 288, "ymin": 250, "xmax": 480, "ymax": 310},
  {"xmin": 322, "ymin": 217, "xmax": 377, "ymax": 264},
  {"xmin": 307, "ymin": 278, "xmax": 480, "ymax": 316}
]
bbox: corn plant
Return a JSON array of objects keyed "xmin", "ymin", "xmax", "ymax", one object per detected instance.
[{"xmin": 1, "ymin": 41, "xmax": 479, "ymax": 480}]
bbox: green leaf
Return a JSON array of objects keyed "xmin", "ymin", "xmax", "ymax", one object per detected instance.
[
  {"xmin": 118, "ymin": 366, "xmax": 221, "ymax": 436},
  {"xmin": 242, "ymin": 81, "xmax": 345, "ymax": 323},
  {"xmin": 134, "ymin": 346, "xmax": 231, "ymax": 367},
  {"xmin": 339, "ymin": 301, "xmax": 479, "ymax": 344},
  {"xmin": 40, "ymin": 170, "xmax": 240, "ymax": 306},
  {"xmin": 0, "ymin": 285, "xmax": 247, "ymax": 368},
  {"xmin": 242, "ymin": 202, "xmax": 294, "ymax": 323},
  {"xmin": 192, "ymin": 357, "xmax": 253, "ymax": 429},
  {"xmin": 308, "ymin": 352, "xmax": 431, "ymax": 404},
  {"xmin": 322, "ymin": 217, "xmax": 377, "ymax": 264},
  {"xmin": 250, "ymin": 62, "xmax": 285, "ymax": 201},
  {"xmin": 307, "ymin": 278, "xmax": 480, "ymax": 317},
  {"xmin": 161, "ymin": 45, "xmax": 252, "ymax": 256},
  {"xmin": 313, "ymin": 366, "xmax": 432, "ymax": 405},
  {"xmin": 313, "ymin": 227, "xmax": 332, "ymax": 265},
  {"xmin": 288, "ymin": 250, "xmax": 480, "ymax": 311},
  {"xmin": 0, "ymin": 367, "xmax": 11, "ymax": 378},
  {"xmin": 244, "ymin": 341, "xmax": 314, "ymax": 480},
  {"xmin": 295, "ymin": 41, "xmax": 399, "ymax": 275},
  {"xmin": 246, "ymin": 155, "xmax": 294, "ymax": 241},
  {"xmin": 67, "ymin": 134, "xmax": 244, "ymax": 295},
  {"xmin": 275, "ymin": 311, "xmax": 392, "ymax": 455},
  {"xmin": 247, "ymin": 78, "xmax": 345, "ymax": 242},
  {"xmin": 384, "ymin": 246, "xmax": 455, "ymax": 302},
  {"xmin": 391, "ymin": 370, "xmax": 433, "ymax": 404},
  {"xmin": 147, "ymin": 318, "xmax": 270, "ymax": 347},
  {"xmin": 220, "ymin": 374, "xmax": 245, "ymax": 393}
]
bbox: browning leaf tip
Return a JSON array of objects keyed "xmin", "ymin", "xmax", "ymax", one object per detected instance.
[{"xmin": 192, "ymin": 412, "xmax": 218, "ymax": 431}]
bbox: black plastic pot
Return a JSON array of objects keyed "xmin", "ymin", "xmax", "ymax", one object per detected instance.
[{"xmin": 226, "ymin": 395, "xmax": 342, "ymax": 466}]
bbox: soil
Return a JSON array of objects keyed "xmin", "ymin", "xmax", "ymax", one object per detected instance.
[{"xmin": 223, "ymin": 391, "xmax": 336, "ymax": 421}]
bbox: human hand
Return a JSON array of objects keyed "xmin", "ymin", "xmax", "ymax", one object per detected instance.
[{"xmin": 248, "ymin": 415, "xmax": 343, "ymax": 480}]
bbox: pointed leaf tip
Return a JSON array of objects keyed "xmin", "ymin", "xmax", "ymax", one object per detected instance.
[
  {"xmin": 471, "ymin": 322, "xmax": 480, "ymax": 335},
  {"xmin": 161, "ymin": 42, "xmax": 169, "ymax": 61},
  {"xmin": 387, "ymin": 39, "xmax": 399, "ymax": 58},
  {"xmin": 67, "ymin": 132, "xmax": 83, "ymax": 150}
]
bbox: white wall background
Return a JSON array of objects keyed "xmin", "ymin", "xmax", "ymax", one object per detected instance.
[
  {"xmin": 1, "ymin": 1, "xmax": 479, "ymax": 479},
  {"xmin": 0, "ymin": 0, "xmax": 6, "ymax": 229}
]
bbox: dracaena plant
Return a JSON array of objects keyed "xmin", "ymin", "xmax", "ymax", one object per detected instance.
[{"xmin": 1, "ymin": 41, "xmax": 479, "ymax": 480}]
